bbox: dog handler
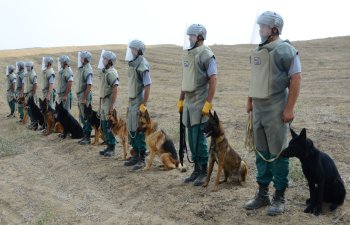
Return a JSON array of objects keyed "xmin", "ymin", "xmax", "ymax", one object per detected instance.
[
  {"xmin": 16, "ymin": 61, "xmax": 26, "ymax": 121},
  {"xmin": 41, "ymin": 56, "xmax": 56, "ymax": 109},
  {"xmin": 5, "ymin": 65, "xmax": 17, "ymax": 118},
  {"xmin": 97, "ymin": 50, "xmax": 119, "ymax": 157},
  {"xmin": 123, "ymin": 39, "xmax": 152, "ymax": 170},
  {"xmin": 57, "ymin": 55, "xmax": 73, "ymax": 112},
  {"xmin": 76, "ymin": 51, "xmax": 94, "ymax": 145},
  {"xmin": 178, "ymin": 24, "xmax": 217, "ymax": 186},
  {"xmin": 23, "ymin": 62, "xmax": 38, "ymax": 129},
  {"xmin": 244, "ymin": 11, "xmax": 301, "ymax": 216}
]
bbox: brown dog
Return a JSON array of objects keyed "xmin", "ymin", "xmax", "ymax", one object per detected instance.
[
  {"xmin": 18, "ymin": 96, "xmax": 28, "ymax": 124},
  {"xmin": 107, "ymin": 109, "xmax": 128, "ymax": 160},
  {"xmin": 138, "ymin": 110, "xmax": 179, "ymax": 171},
  {"xmin": 39, "ymin": 98, "xmax": 63, "ymax": 135},
  {"xmin": 202, "ymin": 111, "xmax": 248, "ymax": 192}
]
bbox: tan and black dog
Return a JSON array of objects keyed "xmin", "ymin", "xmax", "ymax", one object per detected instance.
[
  {"xmin": 107, "ymin": 109, "xmax": 128, "ymax": 160},
  {"xmin": 39, "ymin": 98, "xmax": 63, "ymax": 135},
  {"xmin": 83, "ymin": 104, "xmax": 106, "ymax": 145},
  {"xmin": 18, "ymin": 96, "xmax": 28, "ymax": 124},
  {"xmin": 137, "ymin": 110, "xmax": 179, "ymax": 171},
  {"xmin": 202, "ymin": 111, "xmax": 248, "ymax": 192}
]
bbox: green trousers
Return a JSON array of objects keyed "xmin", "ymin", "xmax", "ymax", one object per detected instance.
[
  {"xmin": 256, "ymin": 150, "xmax": 289, "ymax": 190},
  {"xmin": 8, "ymin": 100, "xmax": 15, "ymax": 114},
  {"xmin": 101, "ymin": 120, "xmax": 116, "ymax": 145},
  {"xmin": 129, "ymin": 131, "xmax": 146, "ymax": 153},
  {"xmin": 188, "ymin": 123, "xmax": 208, "ymax": 166}
]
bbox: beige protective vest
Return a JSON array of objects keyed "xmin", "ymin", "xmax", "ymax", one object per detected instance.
[
  {"xmin": 42, "ymin": 67, "xmax": 54, "ymax": 92},
  {"xmin": 182, "ymin": 45, "xmax": 214, "ymax": 92},
  {"xmin": 7, "ymin": 73, "xmax": 16, "ymax": 91},
  {"xmin": 76, "ymin": 63, "xmax": 93, "ymax": 95},
  {"xmin": 24, "ymin": 71, "xmax": 37, "ymax": 94},
  {"xmin": 249, "ymin": 39, "xmax": 297, "ymax": 99},
  {"xmin": 128, "ymin": 56, "xmax": 149, "ymax": 98},
  {"xmin": 57, "ymin": 67, "xmax": 73, "ymax": 94},
  {"xmin": 99, "ymin": 68, "xmax": 118, "ymax": 98}
]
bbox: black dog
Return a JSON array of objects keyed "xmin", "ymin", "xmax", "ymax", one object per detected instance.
[
  {"xmin": 27, "ymin": 96, "xmax": 45, "ymax": 130},
  {"xmin": 281, "ymin": 128, "xmax": 346, "ymax": 216},
  {"xmin": 54, "ymin": 102, "xmax": 84, "ymax": 139},
  {"xmin": 83, "ymin": 104, "xmax": 106, "ymax": 145}
]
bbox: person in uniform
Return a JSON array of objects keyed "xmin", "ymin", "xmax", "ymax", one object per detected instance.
[
  {"xmin": 41, "ymin": 57, "xmax": 55, "ymax": 109},
  {"xmin": 244, "ymin": 11, "xmax": 302, "ymax": 216},
  {"xmin": 57, "ymin": 55, "xmax": 73, "ymax": 112},
  {"xmin": 76, "ymin": 51, "xmax": 94, "ymax": 145},
  {"xmin": 5, "ymin": 65, "xmax": 17, "ymax": 118},
  {"xmin": 23, "ymin": 62, "xmax": 38, "ymax": 129},
  {"xmin": 123, "ymin": 39, "xmax": 152, "ymax": 170},
  {"xmin": 178, "ymin": 24, "xmax": 217, "ymax": 186},
  {"xmin": 97, "ymin": 50, "xmax": 119, "ymax": 157},
  {"xmin": 15, "ymin": 61, "xmax": 26, "ymax": 122}
]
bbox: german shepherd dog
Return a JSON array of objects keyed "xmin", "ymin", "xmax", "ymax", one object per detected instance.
[
  {"xmin": 27, "ymin": 96, "xmax": 45, "ymax": 131},
  {"xmin": 54, "ymin": 101, "xmax": 84, "ymax": 139},
  {"xmin": 83, "ymin": 104, "xmax": 105, "ymax": 145},
  {"xmin": 17, "ymin": 96, "xmax": 28, "ymax": 124},
  {"xmin": 202, "ymin": 111, "xmax": 248, "ymax": 192},
  {"xmin": 107, "ymin": 109, "xmax": 128, "ymax": 160},
  {"xmin": 281, "ymin": 128, "xmax": 346, "ymax": 216},
  {"xmin": 39, "ymin": 98, "xmax": 63, "ymax": 135},
  {"xmin": 137, "ymin": 110, "xmax": 179, "ymax": 170}
]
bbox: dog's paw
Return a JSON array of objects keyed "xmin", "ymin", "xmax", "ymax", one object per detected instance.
[
  {"xmin": 305, "ymin": 198, "xmax": 311, "ymax": 204},
  {"xmin": 202, "ymin": 182, "xmax": 209, "ymax": 188},
  {"xmin": 143, "ymin": 167, "xmax": 150, "ymax": 171},
  {"xmin": 314, "ymin": 206, "xmax": 322, "ymax": 216},
  {"xmin": 329, "ymin": 203, "xmax": 338, "ymax": 211},
  {"xmin": 304, "ymin": 205, "xmax": 314, "ymax": 214},
  {"xmin": 211, "ymin": 186, "xmax": 218, "ymax": 192}
]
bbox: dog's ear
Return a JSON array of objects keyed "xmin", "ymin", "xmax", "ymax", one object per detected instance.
[
  {"xmin": 209, "ymin": 110, "xmax": 213, "ymax": 118},
  {"xmin": 55, "ymin": 101, "xmax": 58, "ymax": 107},
  {"xmin": 144, "ymin": 110, "xmax": 151, "ymax": 122},
  {"xmin": 39, "ymin": 98, "xmax": 42, "ymax": 103},
  {"xmin": 113, "ymin": 108, "xmax": 117, "ymax": 117},
  {"xmin": 213, "ymin": 110, "xmax": 219, "ymax": 123},
  {"xmin": 300, "ymin": 128, "xmax": 307, "ymax": 141},
  {"xmin": 88, "ymin": 104, "xmax": 92, "ymax": 110},
  {"xmin": 290, "ymin": 128, "xmax": 298, "ymax": 139}
]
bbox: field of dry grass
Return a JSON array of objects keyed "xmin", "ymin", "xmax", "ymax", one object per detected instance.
[{"xmin": 0, "ymin": 36, "xmax": 349, "ymax": 224}]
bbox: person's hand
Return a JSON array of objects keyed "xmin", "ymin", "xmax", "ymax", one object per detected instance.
[
  {"xmin": 177, "ymin": 100, "xmax": 184, "ymax": 113},
  {"xmin": 139, "ymin": 104, "xmax": 147, "ymax": 113},
  {"xmin": 202, "ymin": 101, "xmax": 212, "ymax": 116},
  {"xmin": 282, "ymin": 108, "xmax": 294, "ymax": 123}
]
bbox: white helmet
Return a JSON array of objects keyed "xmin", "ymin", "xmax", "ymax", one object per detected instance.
[
  {"xmin": 59, "ymin": 55, "xmax": 70, "ymax": 65},
  {"xmin": 102, "ymin": 50, "xmax": 117, "ymax": 65},
  {"xmin": 257, "ymin": 11, "xmax": 284, "ymax": 35},
  {"xmin": 7, "ymin": 65, "xmax": 15, "ymax": 75},
  {"xmin": 44, "ymin": 56, "xmax": 54, "ymax": 66},
  {"xmin": 129, "ymin": 39, "xmax": 146, "ymax": 54},
  {"xmin": 80, "ymin": 51, "xmax": 92, "ymax": 62},
  {"xmin": 187, "ymin": 24, "xmax": 207, "ymax": 40}
]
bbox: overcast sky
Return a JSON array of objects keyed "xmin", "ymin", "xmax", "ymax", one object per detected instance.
[{"xmin": 0, "ymin": 0, "xmax": 349, "ymax": 50}]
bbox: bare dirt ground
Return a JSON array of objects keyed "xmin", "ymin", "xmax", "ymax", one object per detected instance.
[{"xmin": 0, "ymin": 36, "xmax": 349, "ymax": 225}]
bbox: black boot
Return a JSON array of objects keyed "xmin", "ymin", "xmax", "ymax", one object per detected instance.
[
  {"xmin": 133, "ymin": 151, "xmax": 146, "ymax": 170},
  {"xmin": 103, "ymin": 145, "xmax": 115, "ymax": 158},
  {"xmin": 124, "ymin": 151, "xmax": 139, "ymax": 166},
  {"xmin": 184, "ymin": 163, "xmax": 201, "ymax": 183},
  {"xmin": 267, "ymin": 189, "xmax": 286, "ymax": 216},
  {"xmin": 79, "ymin": 133, "xmax": 91, "ymax": 145},
  {"xmin": 193, "ymin": 163, "xmax": 208, "ymax": 186},
  {"xmin": 244, "ymin": 183, "xmax": 271, "ymax": 210},
  {"xmin": 78, "ymin": 133, "xmax": 87, "ymax": 144},
  {"xmin": 99, "ymin": 145, "xmax": 111, "ymax": 156}
]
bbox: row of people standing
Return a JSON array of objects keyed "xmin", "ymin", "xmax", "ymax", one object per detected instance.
[{"xmin": 5, "ymin": 10, "xmax": 301, "ymax": 216}]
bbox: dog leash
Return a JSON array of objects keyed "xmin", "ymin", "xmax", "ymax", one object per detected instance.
[{"xmin": 245, "ymin": 111, "xmax": 292, "ymax": 163}]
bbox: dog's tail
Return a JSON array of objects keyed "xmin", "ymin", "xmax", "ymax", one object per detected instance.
[{"xmin": 239, "ymin": 160, "xmax": 248, "ymax": 184}]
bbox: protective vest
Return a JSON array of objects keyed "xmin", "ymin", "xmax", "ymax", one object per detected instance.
[
  {"xmin": 128, "ymin": 56, "xmax": 149, "ymax": 98},
  {"xmin": 182, "ymin": 45, "xmax": 214, "ymax": 92},
  {"xmin": 24, "ymin": 71, "xmax": 37, "ymax": 94},
  {"xmin": 76, "ymin": 63, "xmax": 93, "ymax": 94},
  {"xmin": 99, "ymin": 67, "xmax": 118, "ymax": 98},
  {"xmin": 7, "ymin": 73, "xmax": 16, "ymax": 91},
  {"xmin": 249, "ymin": 39, "xmax": 298, "ymax": 99},
  {"xmin": 57, "ymin": 67, "xmax": 73, "ymax": 94},
  {"xmin": 42, "ymin": 67, "xmax": 55, "ymax": 92},
  {"xmin": 16, "ymin": 71, "xmax": 25, "ymax": 92}
]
